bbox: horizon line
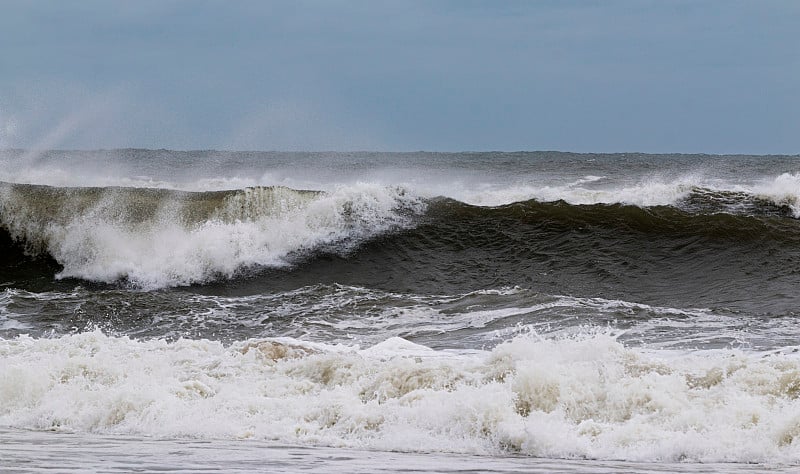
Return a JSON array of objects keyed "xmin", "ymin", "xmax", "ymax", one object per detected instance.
[{"xmin": 2, "ymin": 148, "xmax": 798, "ymax": 157}]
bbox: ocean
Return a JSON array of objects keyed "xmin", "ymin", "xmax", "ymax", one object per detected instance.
[{"xmin": 1, "ymin": 149, "xmax": 799, "ymax": 472}]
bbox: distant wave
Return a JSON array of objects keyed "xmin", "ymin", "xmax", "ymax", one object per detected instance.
[
  {"xmin": 1, "ymin": 180, "xmax": 799, "ymax": 289},
  {"xmin": 443, "ymin": 172, "xmax": 800, "ymax": 213}
]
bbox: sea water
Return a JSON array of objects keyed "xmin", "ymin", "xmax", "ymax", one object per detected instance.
[{"xmin": 1, "ymin": 150, "xmax": 799, "ymax": 472}]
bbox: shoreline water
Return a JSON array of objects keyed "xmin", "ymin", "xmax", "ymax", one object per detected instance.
[{"xmin": 1, "ymin": 428, "xmax": 791, "ymax": 474}]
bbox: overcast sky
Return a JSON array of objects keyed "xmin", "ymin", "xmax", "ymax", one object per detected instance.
[{"xmin": 0, "ymin": 0, "xmax": 798, "ymax": 153}]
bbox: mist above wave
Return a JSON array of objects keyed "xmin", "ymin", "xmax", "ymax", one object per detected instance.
[{"xmin": 2, "ymin": 150, "xmax": 798, "ymax": 211}]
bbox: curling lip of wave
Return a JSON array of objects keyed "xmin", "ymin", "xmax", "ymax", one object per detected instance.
[{"xmin": 0, "ymin": 181, "xmax": 425, "ymax": 288}]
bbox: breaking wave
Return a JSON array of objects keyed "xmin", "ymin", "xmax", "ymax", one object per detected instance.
[
  {"xmin": 0, "ymin": 182, "xmax": 424, "ymax": 288},
  {"xmin": 1, "ymin": 179, "xmax": 799, "ymax": 290}
]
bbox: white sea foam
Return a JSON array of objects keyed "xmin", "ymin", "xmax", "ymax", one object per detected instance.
[
  {"xmin": 436, "ymin": 179, "xmax": 696, "ymax": 208},
  {"xmin": 1, "ymin": 330, "xmax": 799, "ymax": 463},
  {"xmin": 314, "ymin": 290, "xmax": 716, "ymax": 346},
  {"xmin": 753, "ymin": 172, "xmax": 800, "ymax": 217}
]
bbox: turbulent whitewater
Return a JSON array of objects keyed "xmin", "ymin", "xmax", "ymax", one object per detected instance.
[
  {"xmin": 1, "ymin": 150, "xmax": 800, "ymax": 470},
  {"xmin": 0, "ymin": 181, "xmax": 423, "ymax": 287}
]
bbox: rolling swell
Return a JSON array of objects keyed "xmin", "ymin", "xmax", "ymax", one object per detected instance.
[{"xmin": 249, "ymin": 196, "xmax": 800, "ymax": 313}]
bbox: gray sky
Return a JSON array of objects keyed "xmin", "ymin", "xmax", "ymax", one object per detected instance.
[{"xmin": 0, "ymin": 0, "xmax": 798, "ymax": 153}]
